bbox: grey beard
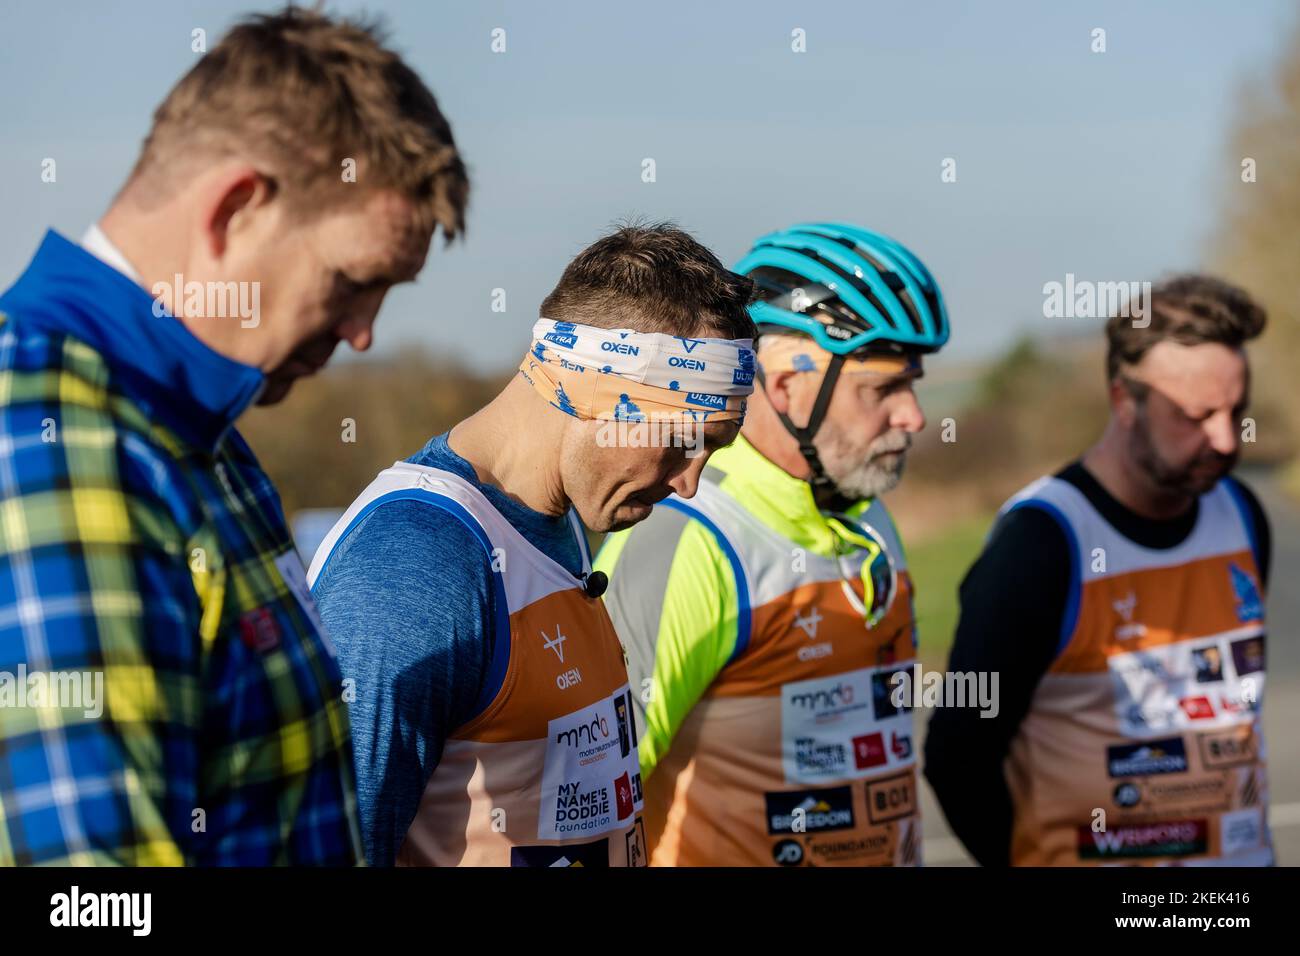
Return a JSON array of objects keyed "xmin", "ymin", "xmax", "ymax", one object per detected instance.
[{"xmin": 829, "ymin": 452, "xmax": 907, "ymax": 501}]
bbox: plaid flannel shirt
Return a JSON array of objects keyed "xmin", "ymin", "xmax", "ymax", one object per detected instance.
[{"xmin": 0, "ymin": 231, "xmax": 362, "ymax": 865}]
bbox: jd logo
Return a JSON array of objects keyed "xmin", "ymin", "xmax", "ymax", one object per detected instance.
[{"xmin": 772, "ymin": 839, "xmax": 804, "ymax": 866}]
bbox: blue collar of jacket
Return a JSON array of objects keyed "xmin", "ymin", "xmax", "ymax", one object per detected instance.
[{"xmin": 0, "ymin": 230, "xmax": 265, "ymax": 452}]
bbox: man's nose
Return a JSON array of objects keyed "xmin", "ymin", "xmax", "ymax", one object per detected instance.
[
  {"xmin": 1205, "ymin": 410, "xmax": 1239, "ymax": 457},
  {"xmin": 666, "ymin": 454, "xmax": 709, "ymax": 500},
  {"xmin": 337, "ymin": 312, "xmax": 376, "ymax": 353},
  {"xmin": 892, "ymin": 390, "xmax": 926, "ymax": 433}
]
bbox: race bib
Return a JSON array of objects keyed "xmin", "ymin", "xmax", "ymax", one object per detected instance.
[{"xmin": 779, "ymin": 664, "xmax": 916, "ymax": 784}]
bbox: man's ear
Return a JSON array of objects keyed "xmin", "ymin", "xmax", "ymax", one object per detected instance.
[
  {"xmin": 195, "ymin": 162, "xmax": 275, "ymax": 262},
  {"xmin": 762, "ymin": 368, "xmax": 797, "ymax": 416},
  {"xmin": 1110, "ymin": 376, "xmax": 1139, "ymax": 427}
]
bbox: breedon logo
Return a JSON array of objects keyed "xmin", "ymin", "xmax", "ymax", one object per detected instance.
[
  {"xmin": 765, "ymin": 786, "xmax": 855, "ymax": 834},
  {"xmin": 1106, "ymin": 738, "xmax": 1189, "ymax": 777}
]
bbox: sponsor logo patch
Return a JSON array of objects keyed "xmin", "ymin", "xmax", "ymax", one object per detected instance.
[
  {"xmin": 1179, "ymin": 696, "xmax": 1216, "ymax": 720},
  {"xmin": 1106, "ymin": 737, "xmax": 1189, "ymax": 777},
  {"xmin": 1198, "ymin": 729, "xmax": 1257, "ymax": 770},
  {"xmin": 625, "ymin": 818, "xmax": 648, "ymax": 867},
  {"xmin": 538, "ymin": 685, "xmax": 644, "ymax": 841},
  {"xmin": 1113, "ymin": 782, "xmax": 1142, "ymax": 808},
  {"xmin": 765, "ymin": 787, "xmax": 856, "ymax": 835},
  {"xmin": 1229, "ymin": 563, "xmax": 1263, "ymax": 622},
  {"xmin": 852, "ymin": 732, "xmax": 887, "ymax": 770},
  {"xmin": 865, "ymin": 772, "xmax": 917, "ymax": 824},
  {"xmin": 1078, "ymin": 819, "xmax": 1208, "ymax": 860},
  {"xmin": 1220, "ymin": 807, "xmax": 1265, "ymax": 857},
  {"xmin": 510, "ymin": 838, "xmax": 610, "ymax": 867},
  {"xmin": 1230, "ymin": 635, "xmax": 1265, "ymax": 676},
  {"xmin": 780, "ymin": 665, "xmax": 911, "ymax": 784},
  {"xmin": 808, "ymin": 834, "xmax": 891, "ymax": 864},
  {"xmin": 772, "ymin": 839, "xmax": 804, "ymax": 866},
  {"xmin": 1191, "ymin": 644, "xmax": 1224, "ymax": 683}
]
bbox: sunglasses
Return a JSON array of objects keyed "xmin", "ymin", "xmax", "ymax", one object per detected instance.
[{"xmin": 825, "ymin": 514, "xmax": 898, "ymax": 630}]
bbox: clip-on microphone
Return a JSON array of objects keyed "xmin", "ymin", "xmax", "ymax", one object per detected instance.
[{"xmin": 577, "ymin": 570, "xmax": 608, "ymax": 599}]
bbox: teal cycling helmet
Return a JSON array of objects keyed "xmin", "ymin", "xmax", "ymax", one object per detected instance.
[{"xmin": 734, "ymin": 222, "xmax": 950, "ymax": 495}]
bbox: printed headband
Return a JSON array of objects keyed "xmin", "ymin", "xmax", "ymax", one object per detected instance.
[
  {"xmin": 757, "ymin": 335, "xmax": 923, "ymax": 376},
  {"xmin": 519, "ymin": 318, "xmax": 756, "ymax": 422}
]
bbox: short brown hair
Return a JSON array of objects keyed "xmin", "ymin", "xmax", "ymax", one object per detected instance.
[
  {"xmin": 1106, "ymin": 274, "xmax": 1266, "ymax": 382},
  {"xmin": 129, "ymin": 7, "xmax": 468, "ymax": 239},
  {"xmin": 540, "ymin": 220, "xmax": 757, "ymax": 340}
]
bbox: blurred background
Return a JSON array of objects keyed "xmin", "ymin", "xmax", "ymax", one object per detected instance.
[{"xmin": 4, "ymin": 0, "xmax": 1298, "ymax": 863}]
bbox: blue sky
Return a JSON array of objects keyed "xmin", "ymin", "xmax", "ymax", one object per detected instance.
[{"xmin": 1, "ymin": 0, "xmax": 1293, "ymax": 371}]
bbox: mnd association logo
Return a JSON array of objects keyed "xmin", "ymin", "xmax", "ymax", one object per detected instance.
[
  {"xmin": 152, "ymin": 274, "xmax": 261, "ymax": 328},
  {"xmin": 0, "ymin": 665, "xmax": 104, "ymax": 719}
]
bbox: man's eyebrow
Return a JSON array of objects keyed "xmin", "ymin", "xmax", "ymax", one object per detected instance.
[
  {"xmin": 860, "ymin": 369, "xmax": 923, "ymax": 387},
  {"xmin": 352, "ymin": 257, "xmax": 423, "ymax": 286},
  {"xmin": 393, "ymin": 262, "xmax": 424, "ymax": 283},
  {"xmin": 375, "ymin": 268, "xmax": 420, "ymax": 286},
  {"xmin": 703, "ymin": 424, "xmax": 741, "ymax": 450}
]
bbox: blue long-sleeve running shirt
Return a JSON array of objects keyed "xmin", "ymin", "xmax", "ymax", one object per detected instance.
[{"xmin": 310, "ymin": 433, "xmax": 584, "ymax": 865}]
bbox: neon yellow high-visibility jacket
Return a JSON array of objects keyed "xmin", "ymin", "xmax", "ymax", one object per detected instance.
[{"xmin": 594, "ymin": 434, "xmax": 920, "ymax": 866}]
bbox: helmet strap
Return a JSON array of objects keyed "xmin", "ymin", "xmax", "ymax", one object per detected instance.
[{"xmin": 757, "ymin": 354, "xmax": 852, "ymax": 507}]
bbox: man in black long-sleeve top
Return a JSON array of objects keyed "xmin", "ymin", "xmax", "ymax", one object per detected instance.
[{"xmin": 925, "ymin": 275, "xmax": 1275, "ymax": 866}]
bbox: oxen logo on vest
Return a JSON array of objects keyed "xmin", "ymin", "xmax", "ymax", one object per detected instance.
[
  {"xmin": 1112, "ymin": 591, "xmax": 1146, "ymax": 641},
  {"xmin": 793, "ymin": 606, "xmax": 823, "ymax": 640},
  {"xmin": 542, "ymin": 625, "xmax": 567, "ymax": 662}
]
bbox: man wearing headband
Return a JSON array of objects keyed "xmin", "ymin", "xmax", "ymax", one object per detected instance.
[
  {"xmin": 307, "ymin": 222, "xmax": 756, "ymax": 866},
  {"xmin": 595, "ymin": 223, "xmax": 949, "ymax": 866}
]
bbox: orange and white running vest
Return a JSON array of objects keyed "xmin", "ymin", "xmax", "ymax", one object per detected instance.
[
  {"xmin": 649, "ymin": 479, "xmax": 922, "ymax": 867},
  {"xmin": 308, "ymin": 462, "xmax": 647, "ymax": 866},
  {"xmin": 1002, "ymin": 475, "xmax": 1271, "ymax": 866}
]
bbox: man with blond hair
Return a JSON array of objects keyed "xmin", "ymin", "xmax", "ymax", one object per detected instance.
[{"xmin": 0, "ymin": 8, "xmax": 468, "ymax": 865}]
